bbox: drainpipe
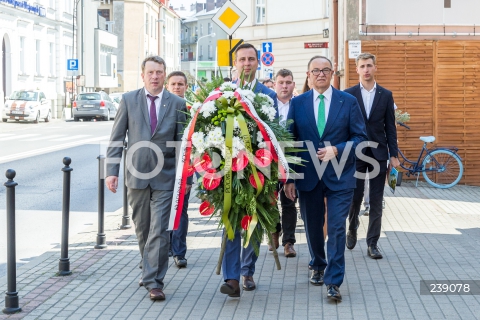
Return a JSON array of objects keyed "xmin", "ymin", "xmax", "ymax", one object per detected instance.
[{"xmin": 333, "ymin": 0, "xmax": 340, "ymax": 89}]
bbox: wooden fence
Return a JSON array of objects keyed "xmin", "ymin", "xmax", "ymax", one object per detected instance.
[{"xmin": 346, "ymin": 40, "xmax": 480, "ymax": 186}]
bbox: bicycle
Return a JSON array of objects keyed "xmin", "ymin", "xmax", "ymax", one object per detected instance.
[{"xmin": 396, "ymin": 122, "xmax": 464, "ymax": 189}]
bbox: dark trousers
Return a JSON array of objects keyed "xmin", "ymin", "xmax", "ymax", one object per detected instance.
[
  {"xmin": 278, "ymin": 184, "xmax": 297, "ymax": 245},
  {"xmin": 348, "ymin": 158, "xmax": 387, "ymax": 246},
  {"xmin": 171, "ymin": 191, "xmax": 190, "ymax": 257},
  {"xmin": 299, "ymin": 180, "xmax": 353, "ymax": 287}
]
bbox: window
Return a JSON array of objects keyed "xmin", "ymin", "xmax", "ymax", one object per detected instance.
[
  {"xmin": 199, "ymin": 45, "xmax": 203, "ymax": 59},
  {"xmin": 100, "ymin": 45, "xmax": 113, "ymax": 76},
  {"xmin": 65, "ymin": 45, "xmax": 72, "ymax": 60},
  {"xmin": 151, "ymin": 15, "xmax": 154, "ymax": 36},
  {"xmin": 19, "ymin": 37, "xmax": 25, "ymax": 74},
  {"xmin": 36, "ymin": 40, "xmax": 41, "ymax": 75},
  {"xmin": 255, "ymin": 0, "xmax": 266, "ymax": 24},
  {"xmin": 98, "ymin": 9, "xmax": 110, "ymax": 20},
  {"xmin": 49, "ymin": 43, "xmax": 54, "ymax": 76},
  {"xmin": 200, "ymin": 24, "xmax": 203, "ymax": 36},
  {"xmin": 208, "ymin": 45, "xmax": 212, "ymax": 59},
  {"xmin": 146, "ymin": 14, "xmax": 149, "ymax": 35},
  {"xmin": 64, "ymin": 0, "xmax": 72, "ymax": 14},
  {"xmin": 194, "ymin": 26, "xmax": 198, "ymax": 36},
  {"xmin": 208, "ymin": 22, "xmax": 212, "ymax": 34},
  {"xmin": 40, "ymin": 92, "xmax": 46, "ymax": 100}
]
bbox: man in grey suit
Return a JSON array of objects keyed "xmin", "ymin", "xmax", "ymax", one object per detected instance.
[{"xmin": 106, "ymin": 56, "xmax": 190, "ymax": 301}]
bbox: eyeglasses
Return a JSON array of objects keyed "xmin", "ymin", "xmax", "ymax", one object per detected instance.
[{"xmin": 310, "ymin": 68, "xmax": 333, "ymax": 76}]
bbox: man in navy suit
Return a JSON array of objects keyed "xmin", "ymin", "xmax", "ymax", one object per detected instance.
[
  {"xmin": 220, "ymin": 43, "xmax": 277, "ymax": 298},
  {"xmin": 284, "ymin": 56, "xmax": 367, "ymax": 302},
  {"xmin": 345, "ymin": 53, "xmax": 399, "ymax": 259}
]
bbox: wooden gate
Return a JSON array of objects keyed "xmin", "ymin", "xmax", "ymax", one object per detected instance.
[{"xmin": 346, "ymin": 40, "xmax": 480, "ymax": 186}]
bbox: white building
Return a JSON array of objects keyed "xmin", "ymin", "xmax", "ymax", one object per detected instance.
[
  {"xmin": 0, "ymin": 0, "xmax": 70, "ymax": 116},
  {"xmin": 178, "ymin": 1, "xmax": 230, "ymax": 84},
  {"xmin": 232, "ymin": 0, "xmax": 329, "ymax": 90}
]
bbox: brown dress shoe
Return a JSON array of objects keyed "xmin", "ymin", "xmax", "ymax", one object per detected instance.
[
  {"xmin": 220, "ymin": 279, "xmax": 240, "ymax": 297},
  {"xmin": 139, "ymin": 278, "xmax": 144, "ymax": 287},
  {"xmin": 149, "ymin": 288, "xmax": 165, "ymax": 301},
  {"xmin": 242, "ymin": 276, "xmax": 256, "ymax": 291},
  {"xmin": 284, "ymin": 243, "xmax": 296, "ymax": 257},
  {"xmin": 271, "ymin": 232, "xmax": 280, "ymax": 250}
]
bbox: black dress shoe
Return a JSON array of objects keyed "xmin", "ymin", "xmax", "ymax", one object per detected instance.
[
  {"xmin": 168, "ymin": 249, "xmax": 173, "ymax": 257},
  {"xmin": 174, "ymin": 256, "xmax": 187, "ymax": 268},
  {"xmin": 309, "ymin": 270, "xmax": 324, "ymax": 286},
  {"xmin": 139, "ymin": 278, "xmax": 143, "ymax": 287},
  {"xmin": 242, "ymin": 276, "xmax": 256, "ymax": 291},
  {"xmin": 220, "ymin": 280, "xmax": 240, "ymax": 297},
  {"xmin": 346, "ymin": 230, "xmax": 357, "ymax": 250},
  {"xmin": 367, "ymin": 245, "xmax": 383, "ymax": 259},
  {"xmin": 327, "ymin": 285, "xmax": 342, "ymax": 302}
]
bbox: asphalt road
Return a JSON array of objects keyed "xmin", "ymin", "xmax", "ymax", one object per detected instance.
[{"xmin": 0, "ymin": 119, "xmax": 125, "ymax": 278}]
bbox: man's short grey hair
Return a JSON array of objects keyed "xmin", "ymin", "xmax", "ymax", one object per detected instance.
[
  {"xmin": 355, "ymin": 53, "xmax": 377, "ymax": 66},
  {"xmin": 307, "ymin": 55, "xmax": 333, "ymax": 70},
  {"xmin": 141, "ymin": 56, "xmax": 167, "ymax": 73}
]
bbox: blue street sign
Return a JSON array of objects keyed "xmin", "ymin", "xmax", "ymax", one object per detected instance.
[
  {"xmin": 261, "ymin": 52, "xmax": 274, "ymax": 67},
  {"xmin": 257, "ymin": 50, "xmax": 261, "ymax": 70},
  {"xmin": 262, "ymin": 42, "xmax": 272, "ymax": 53},
  {"xmin": 67, "ymin": 59, "xmax": 78, "ymax": 71}
]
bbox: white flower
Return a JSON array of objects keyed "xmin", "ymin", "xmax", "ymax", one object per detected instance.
[
  {"xmin": 260, "ymin": 104, "xmax": 277, "ymax": 121},
  {"xmin": 222, "ymin": 91, "xmax": 235, "ymax": 102},
  {"xmin": 220, "ymin": 82, "xmax": 237, "ymax": 91},
  {"xmin": 205, "ymin": 127, "xmax": 225, "ymax": 148},
  {"xmin": 200, "ymin": 100, "xmax": 217, "ymax": 118},
  {"xmin": 258, "ymin": 93, "xmax": 275, "ymax": 107},
  {"xmin": 190, "ymin": 102, "xmax": 202, "ymax": 117},
  {"xmin": 236, "ymin": 89, "xmax": 255, "ymax": 102},
  {"xmin": 233, "ymin": 117, "xmax": 240, "ymax": 129},
  {"xmin": 232, "ymin": 136, "xmax": 246, "ymax": 158},
  {"xmin": 256, "ymin": 131, "xmax": 264, "ymax": 144},
  {"xmin": 191, "ymin": 132, "xmax": 206, "ymax": 154}
]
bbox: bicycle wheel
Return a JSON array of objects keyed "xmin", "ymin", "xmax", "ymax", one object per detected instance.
[{"xmin": 422, "ymin": 150, "xmax": 463, "ymax": 188}]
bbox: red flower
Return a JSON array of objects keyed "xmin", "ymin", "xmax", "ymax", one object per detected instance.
[
  {"xmin": 199, "ymin": 201, "xmax": 214, "ymax": 216},
  {"xmin": 249, "ymin": 172, "xmax": 265, "ymax": 189},
  {"xmin": 254, "ymin": 149, "xmax": 273, "ymax": 168},
  {"xmin": 241, "ymin": 215, "xmax": 252, "ymax": 230},
  {"xmin": 203, "ymin": 172, "xmax": 222, "ymax": 190},
  {"xmin": 269, "ymin": 191, "xmax": 279, "ymax": 205},
  {"xmin": 187, "ymin": 163, "xmax": 195, "ymax": 177},
  {"xmin": 193, "ymin": 157, "xmax": 205, "ymax": 173},
  {"xmin": 232, "ymin": 151, "xmax": 249, "ymax": 172},
  {"xmin": 194, "ymin": 154, "xmax": 216, "ymax": 173}
]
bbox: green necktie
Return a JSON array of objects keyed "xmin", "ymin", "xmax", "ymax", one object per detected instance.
[{"xmin": 317, "ymin": 94, "xmax": 325, "ymax": 136}]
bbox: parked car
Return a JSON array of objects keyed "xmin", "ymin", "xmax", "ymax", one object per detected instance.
[
  {"xmin": 109, "ymin": 92, "xmax": 125, "ymax": 110},
  {"xmin": 2, "ymin": 90, "xmax": 51, "ymax": 123},
  {"xmin": 73, "ymin": 91, "xmax": 117, "ymax": 121}
]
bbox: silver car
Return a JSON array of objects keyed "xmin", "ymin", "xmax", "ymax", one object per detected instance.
[{"xmin": 73, "ymin": 91, "xmax": 117, "ymax": 121}]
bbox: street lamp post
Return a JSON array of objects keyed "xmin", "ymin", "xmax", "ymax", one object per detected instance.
[
  {"xmin": 195, "ymin": 33, "xmax": 216, "ymax": 85},
  {"xmin": 137, "ymin": 19, "xmax": 165, "ymax": 88}
]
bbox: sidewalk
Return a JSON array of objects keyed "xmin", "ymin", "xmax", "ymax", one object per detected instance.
[{"xmin": 1, "ymin": 181, "xmax": 480, "ymax": 319}]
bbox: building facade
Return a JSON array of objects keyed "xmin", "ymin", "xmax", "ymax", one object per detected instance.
[
  {"xmin": 232, "ymin": 0, "xmax": 329, "ymax": 90},
  {"xmin": 334, "ymin": 0, "xmax": 480, "ymax": 186},
  {"xmin": 177, "ymin": 1, "xmax": 229, "ymax": 84},
  {"xmin": 107, "ymin": 0, "xmax": 181, "ymax": 93},
  {"xmin": 0, "ymin": 0, "xmax": 71, "ymax": 115}
]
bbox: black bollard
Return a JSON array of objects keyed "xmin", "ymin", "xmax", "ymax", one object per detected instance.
[
  {"xmin": 58, "ymin": 157, "xmax": 73, "ymax": 276},
  {"xmin": 95, "ymin": 155, "xmax": 107, "ymax": 249},
  {"xmin": 120, "ymin": 141, "xmax": 131, "ymax": 229},
  {"xmin": 3, "ymin": 169, "xmax": 21, "ymax": 314}
]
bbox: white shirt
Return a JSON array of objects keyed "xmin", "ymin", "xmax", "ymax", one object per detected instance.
[
  {"xmin": 360, "ymin": 81, "xmax": 376, "ymax": 119},
  {"xmin": 277, "ymin": 99, "xmax": 290, "ymax": 124},
  {"xmin": 144, "ymin": 88, "xmax": 164, "ymax": 122},
  {"xmin": 313, "ymin": 86, "xmax": 333, "ymax": 124}
]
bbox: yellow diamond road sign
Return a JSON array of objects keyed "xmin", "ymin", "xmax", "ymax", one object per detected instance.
[{"xmin": 212, "ymin": 1, "xmax": 247, "ymax": 35}]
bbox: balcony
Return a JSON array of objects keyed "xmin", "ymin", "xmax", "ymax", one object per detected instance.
[{"xmin": 181, "ymin": 36, "xmax": 198, "ymax": 45}]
